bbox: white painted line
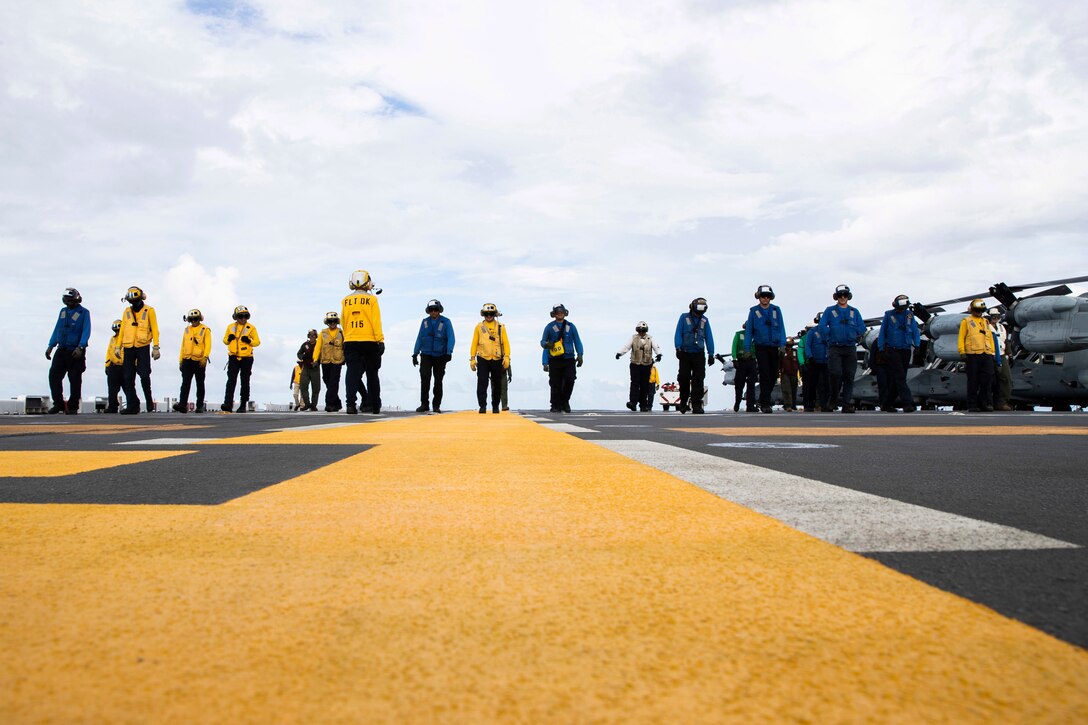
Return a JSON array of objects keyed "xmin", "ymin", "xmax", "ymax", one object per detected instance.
[
  {"xmin": 708, "ymin": 442, "xmax": 839, "ymax": 449},
  {"xmin": 539, "ymin": 423, "xmax": 600, "ymax": 434},
  {"xmin": 114, "ymin": 438, "xmax": 216, "ymax": 445},
  {"xmin": 262, "ymin": 422, "xmax": 366, "ymax": 432},
  {"xmin": 594, "ymin": 440, "xmax": 1078, "ymax": 554}
]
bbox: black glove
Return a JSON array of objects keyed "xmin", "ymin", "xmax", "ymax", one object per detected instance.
[
  {"xmin": 543, "ymin": 364, "xmax": 549, "ymax": 372},
  {"xmin": 507, "ymin": 369, "xmax": 513, "ymax": 382},
  {"xmin": 378, "ymin": 342, "xmax": 385, "ymax": 355},
  {"xmin": 240, "ymin": 336, "xmax": 251, "ymax": 344},
  {"xmin": 675, "ymin": 349, "xmax": 681, "ymax": 360},
  {"xmin": 708, "ymin": 354, "xmax": 714, "ymax": 366},
  {"xmin": 443, "ymin": 354, "xmax": 452, "ymax": 363},
  {"xmin": 655, "ymin": 353, "xmax": 662, "ymax": 362},
  {"xmin": 227, "ymin": 334, "xmax": 237, "ymax": 342},
  {"xmin": 45, "ymin": 346, "xmax": 53, "ymax": 360},
  {"xmin": 72, "ymin": 347, "xmax": 84, "ymax": 360},
  {"xmin": 412, "ymin": 355, "xmax": 419, "ymax": 367},
  {"xmin": 576, "ymin": 355, "xmax": 583, "ymax": 368},
  {"xmin": 615, "ymin": 353, "xmax": 622, "ymax": 360},
  {"xmin": 179, "ymin": 364, "xmax": 184, "ymax": 373}
]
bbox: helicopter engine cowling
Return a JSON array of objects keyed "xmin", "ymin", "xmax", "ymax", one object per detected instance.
[
  {"xmin": 1011, "ymin": 296, "xmax": 1088, "ymax": 353},
  {"xmin": 924, "ymin": 313, "xmax": 967, "ymax": 340}
]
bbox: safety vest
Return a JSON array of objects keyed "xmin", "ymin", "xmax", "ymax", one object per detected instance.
[
  {"xmin": 120, "ymin": 306, "xmax": 158, "ymax": 348},
  {"xmin": 317, "ymin": 328, "xmax": 345, "ymax": 364},
  {"xmin": 180, "ymin": 324, "xmax": 211, "ymax": 362}
]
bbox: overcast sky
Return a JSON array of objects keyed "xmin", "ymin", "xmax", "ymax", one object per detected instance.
[{"xmin": 2, "ymin": 0, "xmax": 1087, "ymax": 411}]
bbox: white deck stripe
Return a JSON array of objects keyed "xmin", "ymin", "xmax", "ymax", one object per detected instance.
[
  {"xmin": 540, "ymin": 423, "xmax": 599, "ymax": 434},
  {"xmin": 262, "ymin": 422, "xmax": 366, "ymax": 432},
  {"xmin": 594, "ymin": 440, "xmax": 1078, "ymax": 553}
]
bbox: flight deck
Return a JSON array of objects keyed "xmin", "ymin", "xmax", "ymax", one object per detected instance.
[{"xmin": 2, "ymin": 410, "xmax": 1086, "ymax": 721}]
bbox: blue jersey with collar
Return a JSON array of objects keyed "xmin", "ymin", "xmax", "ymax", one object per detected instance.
[
  {"xmin": 803, "ymin": 327, "xmax": 828, "ymax": 363},
  {"xmin": 819, "ymin": 304, "xmax": 866, "ymax": 347},
  {"xmin": 877, "ymin": 308, "xmax": 920, "ymax": 350},
  {"xmin": 673, "ymin": 313, "xmax": 715, "ymax": 354},
  {"xmin": 541, "ymin": 319, "xmax": 584, "ymax": 364},
  {"xmin": 49, "ymin": 304, "xmax": 91, "ymax": 349},
  {"xmin": 745, "ymin": 304, "xmax": 786, "ymax": 350},
  {"xmin": 413, "ymin": 315, "xmax": 455, "ymax": 357}
]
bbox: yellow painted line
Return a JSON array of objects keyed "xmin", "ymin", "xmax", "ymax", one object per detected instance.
[
  {"xmin": 1, "ymin": 413, "xmax": 1086, "ymax": 721},
  {"xmin": 675, "ymin": 425, "xmax": 1088, "ymax": 436},
  {"xmin": 0, "ymin": 450, "xmax": 194, "ymax": 477},
  {"xmin": 0, "ymin": 424, "xmax": 211, "ymax": 437}
]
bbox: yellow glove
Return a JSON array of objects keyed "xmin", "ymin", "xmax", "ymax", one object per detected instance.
[
  {"xmin": 151, "ymin": 345, "xmax": 161, "ymax": 360},
  {"xmin": 470, "ymin": 358, "xmax": 477, "ymax": 372},
  {"xmin": 201, "ymin": 358, "xmax": 208, "ymax": 368},
  {"xmin": 502, "ymin": 357, "xmax": 510, "ymax": 370}
]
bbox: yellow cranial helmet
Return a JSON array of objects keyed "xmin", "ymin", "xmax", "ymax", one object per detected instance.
[
  {"xmin": 324, "ymin": 311, "xmax": 340, "ymax": 325},
  {"xmin": 480, "ymin": 303, "xmax": 500, "ymax": 317},
  {"xmin": 349, "ymin": 269, "xmax": 372, "ymax": 290},
  {"xmin": 111, "ymin": 319, "xmax": 122, "ymax": 334},
  {"xmin": 232, "ymin": 305, "xmax": 250, "ymax": 320},
  {"xmin": 969, "ymin": 299, "xmax": 987, "ymax": 314},
  {"xmin": 185, "ymin": 309, "xmax": 203, "ymax": 322},
  {"xmin": 123, "ymin": 286, "xmax": 146, "ymax": 303}
]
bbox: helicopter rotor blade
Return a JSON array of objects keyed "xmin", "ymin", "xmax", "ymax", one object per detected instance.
[
  {"xmin": 1004, "ymin": 275, "xmax": 1088, "ymax": 292},
  {"xmin": 1022, "ymin": 284, "xmax": 1072, "ymax": 299}
]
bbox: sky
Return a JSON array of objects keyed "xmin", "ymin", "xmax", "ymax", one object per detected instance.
[{"xmin": 2, "ymin": 0, "xmax": 1087, "ymax": 411}]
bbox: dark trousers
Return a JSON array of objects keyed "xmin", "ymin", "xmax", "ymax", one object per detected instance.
[
  {"xmin": 993, "ymin": 358, "xmax": 1012, "ymax": 406},
  {"xmin": 780, "ymin": 372, "xmax": 798, "ymax": 408},
  {"xmin": 179, "ymin": 359, "xmax": 206, "ymax": 407},
  {"xmin": 965, "ymin": 354, "xmax": 995, "ymax": 409},
  {"xmin": 734, "ymin": 358, "xmax": 757, "ymax": 409},
  {"xmin": 224, "ymin": 356, "xmax": 254, "ymax": 404},
  {"xmin": 299, "ymin": 365, "xmax": 320, "ymax": 408},
  {"xmin": 122, "ymin": 345, "xmax": 152, "ymax": 411},
  {"xmin": 420, "ymin": 355, "xmax": 449, "ymax": 408},
  {"xmin": 677, "ymin": 351, "xmax": 706, "ymax": 410},
  {"xmin": 49, "ymin": 348, "xmax": 86, "ymax": 409},
  {"xmin": 828, "ymin": 346, "xmax": 857, "ymax": 409},
  {"xmin": 344, "ymin": 341, "xmax": 381, "ymax": 411},
  {"xmin": 807, "ymin": 361, "xmax": 829, "ymax": 410},
  {"xmin": 873, "ymin": 363, "xmax": 891, "ymax": 408},
  {"xmin": 105, "ymin": 364, "xmax": 123, "ymax": 412},
  {"xmin": 476, "ymin": 357, "xmax": 504, "ymax": 409},
  {"xmin": 755, "ymin": 345, "xmax": 779, "ymax": 407},
  {"xmin": 548, "ymin": 357, "xmax": 577, "ymax": 410},
  {"xmin": 321, "ymin": 363, "xmax": 343, "ymax": 410},
  {"xmin": 885, "ymin": 348, "xmax": 914, "ymax": 409},
  {"xmin": 629, "ymin": 363, "xmax": 652, "ymax": 410}
]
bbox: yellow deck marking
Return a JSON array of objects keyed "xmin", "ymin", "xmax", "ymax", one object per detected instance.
[
  {"xmin": 677, "ymin": 425, "xmax": 1088, "ymax": 436},
  {"xmin": 0, "ymin": 450, "xmax": 194, "ymax": 476},
  {"xmin": 0, "ymin": 424, "xmax": 211, "ymax": 437},
  {"xmin": 1, "ymin": 413, "xmax": 1086, "ymax": 721}
]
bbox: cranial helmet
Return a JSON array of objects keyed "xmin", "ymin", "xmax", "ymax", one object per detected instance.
[
  {"xmin": 425, "ymin": 299, "xmax": 444, "ymax": 313},
  {"xmin": 480, "ymin": 303, "xmax": 501, "ymax": 317},
  {"xmin": 755, "ymin": 285, "xmax": 775, "ymax": 300},
  {"xmin": 834, "ymin": 284, "xmax": 853, "ymax": 300},
  {"xmin": 786, "ymin": 336, "xmax": 795, "ymax": 345},
  {"xmin": 893, "ymin": 295, "xmax": 911, "ymax": 310},
  {"xmin": 324, "ymin": 311, "xmax": 340, "ymax": 325},
  {"xmin": 123, "ymin": 286, "xmax": 146, "ymax": 303},
  {"xmin": 813, "ymin": 312, "xmax": 822, "ymax": 324},
  {"xmin": 185, "ymin": 308, "xmax": 203, "ymax": 322},
  {"xmin": 551, "ymin": 303, "xmax": 569, "ymax": 318},
  {"xmin": 232, "ymin": 305, "xmax": 250, "ymax": 320},
  {"xmin": 635, "ymin": 321, "xmax": 649, "ymax": 333},
  {"xmin": 62, "ymin": 287, "xmax": 82, "ymax": 305},
  {"xmin": 690, "ymin": 297, "xmax": 708, "ymax": 314},
  {"xmin": 969, "ymin": 299, "xmax": 987, "ymax": 314},
  {"xmin": 111, "ymin": 319, "xmax": 122, "ymax": 334},
  {"xmin": 349, "ymin": 269, "xmax": 372, "ymax": 291}
]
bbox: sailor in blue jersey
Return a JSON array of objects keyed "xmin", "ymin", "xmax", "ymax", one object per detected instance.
[
  {"xmin": 802, "ymin": 314, "xmax": 829, "ymax": 411},
  {"xmin": 412, "ymin": 299, "xmax": 455, "ymax": 413},
  {"xmin": 818, "ymin": 284, "xmax": 867, "ymax": 413},
  {"xmin": 540, "ymin": 304, "xmax": 584, "ymax": 413},
  {"xmin": 673, "ymin": 297, "xmax": 715, "ymax": 414},
  {"xmin": 745, "ymin": 285, "xmax": 786, "ymax": 413},
  {"xmin": 46, "ymin": 287, "xmax": 92, "ymax": 414},
  {"xmin": 876, "ymin": 295, "xmax": 920, "ymax": 412}
]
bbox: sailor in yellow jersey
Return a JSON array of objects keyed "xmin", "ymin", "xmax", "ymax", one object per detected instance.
[
  {"xmin": 103, "ymin": 319, "xmax": 124, "ymax": 413},
  {"xmin": 313, "ymin": 312, "xmax": 348, "ymax": 412},
  {"xmin": 174, "ymin": 309, "xmax": 211, "ymax": 414},
  {"xmin": 117, "ymin": 286, "xmax": 160, "ymax": 414},
  {"xmin": 958, "ymin": 298, "xmax": 996, "ymax": 412},
  {"xmin": 470, "ymin": 303, "xmax": 510, "ymax": 414},
  {"xmin": 221, "ymin": 305, "xmax": 260, "ymax": 413},
  {"xmin": 341, "ymin": 270, "xmax": 384, "ymax": 415}
]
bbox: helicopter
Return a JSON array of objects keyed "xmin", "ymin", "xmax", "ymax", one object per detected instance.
[{"xmin": 852, "ymin": 275, "xmax": 1088, "ymax": 410}]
